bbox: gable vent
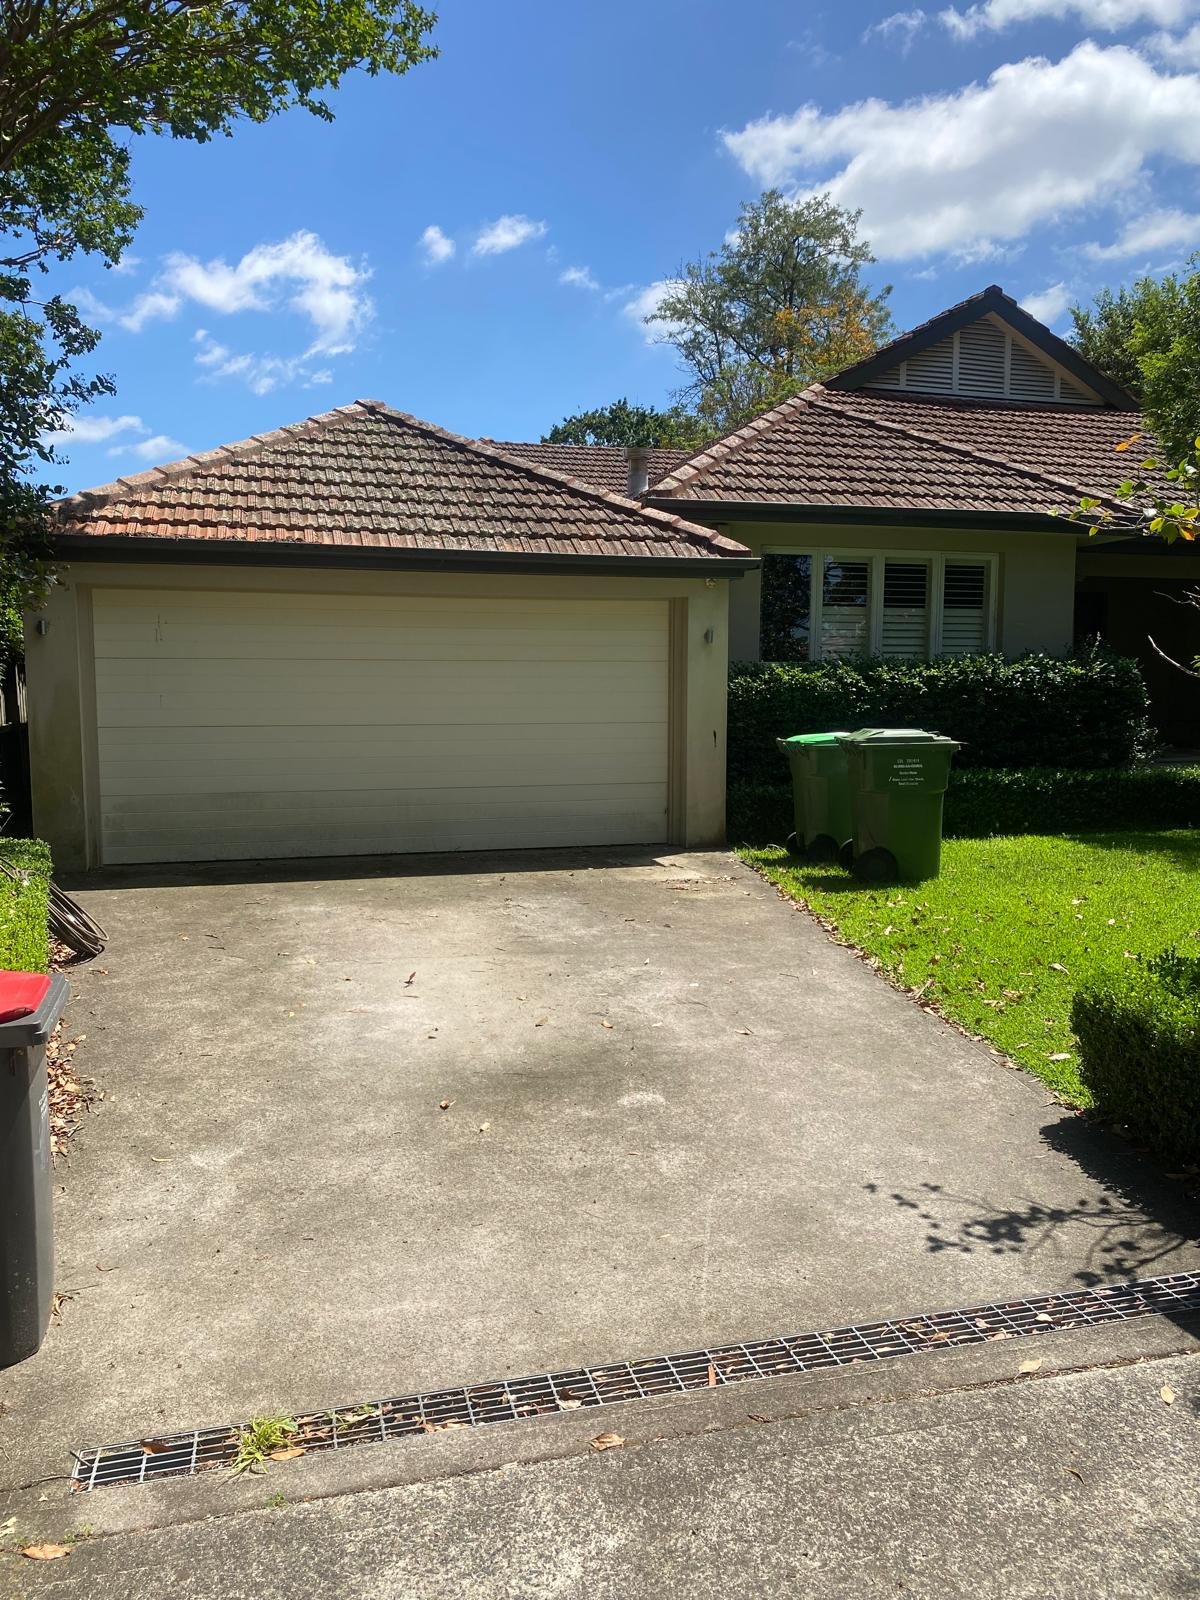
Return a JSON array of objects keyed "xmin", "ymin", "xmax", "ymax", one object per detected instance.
[
  {"xmin": 904, "ymin": 340, "xmax": 955, "ymax": 393},
  {"xmin": 1009, "ymin": 341, "xmax": 1056, "ymax": 403},
  {"xmin": 956, "ymin": 321, "xmax": 1007, "ymax": 396}
]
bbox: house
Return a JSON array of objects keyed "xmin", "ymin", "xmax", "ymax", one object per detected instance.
[
  {"xmin": 500, "ymin": 286, "xmax": 1199, "ymax": 743},
  {"xmin": 29, "ymin": 404, "xmax": 754, "ymax": 868}
]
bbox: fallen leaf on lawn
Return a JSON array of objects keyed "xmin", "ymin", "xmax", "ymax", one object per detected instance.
[
  {"xmin": 707, "ymin": 1363, "xmax": 718, "ymax": 1387},
  {"xmin": 590, "ymin": 1432, "xmax": 624, "ymax": 1451},
  {"xmin": 438, "ymin": 1099, "xmax": 454, "ymax": 1110},
  {"xmin": 268, "ymin": 1446, "xmax": 306, "ymax": 1461},
  {"xmin": 22, "ymin": 1545, "xmax": 70, "ymax": 1560},
  {"xmin": 1161, "ymin": 1385, "xmax": 1176, "ymax": 1406},
  {"xmin": 599, "ymin": 1020, "xmax": 613, "ymax": 1029},
  {"xmin": 1046, "ymin": 1052, "xmax": 1072, "ymax": 1062},
  {"xmin": 1049, "ymin": 962, "xmax": 1069, "ymax": 974},
  {"xmin": 1019, "ymin": 1358, "xmax": 1042, "ymax": 1373}
]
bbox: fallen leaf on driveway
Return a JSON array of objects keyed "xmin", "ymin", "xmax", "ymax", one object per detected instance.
[
  {"xmin": 590, "ymin": 1433, "xmax": 625, "ymax": 1451},
  {"xmin": 1161, "ymin": 1385, "xmax": 1177, "ymax": 1406},
  {"xmin": 268, "ymin": 1446, "xmax": 306, "ymax": 1461},
  {"xmin": 558, "ymin": 1399, "xmax": 583, "ymax": 1410},
  {"xmin": 141, "ymin": 1439, "xmax": 172, "ymax": 1455},
  {"xmin": 22, "ymin": 1545, "xmax": 70, "ymax": 1560},
  {"xmin": 439, "ymin": 1099, "xmax": 454, "ymax": 1110},
  {"xmin": 95, "ymin": 1263, "xmax": 115, "ymax": 1272},
  {"xmin": 599, "ymin": 1020, "xmax": 613, "ymax": 1029},
  {"xmin": 707, "ymin": 1363, "xmax": 718, "ymax": 1387},
  {"xmin": 1019, "ymin": 1358, "xmax": 1042, "ymax": 1373},
  {"xmin": 478, "ymin": 1122, "xmax": 490, "ymax": 1132},
  {"xmin": 534, "ymin": 1017, "xmax": 548, "ymax": 1027},
  {"xmin": 1065, "ymin": 1466, "xmax": 1084, "ymax": 1482},
  {"xmin": 1036, "ymin": 1312, "xmax": 1053, "ymax": 1324}
]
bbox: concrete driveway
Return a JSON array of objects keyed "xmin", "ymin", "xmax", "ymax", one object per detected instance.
[{"xmin": 2, "ymin": 847, "xmax": 1198, "ymax": 1503}]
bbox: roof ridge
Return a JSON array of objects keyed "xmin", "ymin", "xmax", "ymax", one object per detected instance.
[
  {"xmin": 354, "ymin": 402, "xmax": 745, "ymax": 557},
  {"xmin": 807, "ymin": 388, "xmax": 1126, "ymax": 511},
  {"xmin": 52, "ymin": 403, "xmax": 368, "ymax": 517},
  {"xmin": 646, "ymin": 388, "xmax": 822, "ymax": 499}
]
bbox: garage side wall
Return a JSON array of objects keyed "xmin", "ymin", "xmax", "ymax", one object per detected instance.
[{"xmin": 26, "ymin": 561, "xmax": 733, "ymax": 870}]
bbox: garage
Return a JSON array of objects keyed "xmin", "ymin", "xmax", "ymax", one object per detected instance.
[
  {"xmin": 92, "ymin": 587, "xmax": 671, "ymax": 864},
  {"xmin": 29, "ymin": 400, "xmax": 751, "ymax": 869}
]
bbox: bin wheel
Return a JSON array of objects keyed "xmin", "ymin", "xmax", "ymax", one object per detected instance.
[
  {"xmin": 806, "ymin": 833, "xmax": 839, "ymax": 865},
  {"xmin": 853, "ymin": 847, "xmax": 899, "ymax": 885},
  {"xmin": 837, "ymin": 840, "xmax": 855, "ymax": 872},
  {"xmin": 786, "ymin": 831, "xmax": 801, "ymax": 856}
]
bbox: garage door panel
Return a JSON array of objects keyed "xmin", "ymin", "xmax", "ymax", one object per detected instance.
[
  {"xmin": 92, "ymin": 589, "xmax": 671, "ymax": 863},
  {"xmin": 100, "ymin": 784, "xmax": 667, "ymax": 864}
]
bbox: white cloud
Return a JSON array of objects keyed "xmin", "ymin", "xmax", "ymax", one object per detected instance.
[
  {"xmin": 722, "ymin": 42, "xmax": 1200, "ymax": 260},
  {"xmin": 117, "ymin": 289, "xmax": 182, "ymax": 333},
  {"xmin": 939, "ymin": 0, "xmax": 1196, "ymax": 37},
  {"xmin": 419, "ymin": 225, "xmax": 455, "ymax": 265},
  {"xmin": 864, "ymin": 9, "xmax": 929, "ymax": 49},
  {"xmin": 41, "ymin": 413, "xmax": 145, "ymax": 448},
  {"xmin": 560, "ymin": 265, "xmax": 600, "ymax": 290},
  {"xmin": 1084, "ymin": 204, "xmax": 1200, "ymax": 256},
  {"xmin": 192, "ymin": 330, "xmax": 327, "ymax": 396},
  {"xmin": 161, "ymin": 231, "xmax": 372, "ymax": 355},
  {"xmin": 108, "ymin": 434, "xmax": 187, "ymax": 463},
  {"xmin": 622, "ymin": 279, "xmax": 685, "ymax": 344},
  {"xmin": 1144, "ymin": 20, "xmax": 1200, "ymax": 62},
  {"xmin": 111, "ymin": 254, "xmax": 141, "ymax": 277},
  {"xmin": 1021, "ymin": 281, "xmax": 1072, "ymax": 323},
  {"xmin": 472, "ymin": 214, "xmax": 548, "ymax": 256}
]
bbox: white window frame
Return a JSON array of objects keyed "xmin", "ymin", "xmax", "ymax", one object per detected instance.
[{"xmin": 760, "ymin": 546, "xmax": 1000, "ymax": 660}]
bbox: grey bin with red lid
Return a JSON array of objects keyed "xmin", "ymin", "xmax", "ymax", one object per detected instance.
[{"xmin": 1, "ymin": 970, "xmax": 68, "ymax": 1367}]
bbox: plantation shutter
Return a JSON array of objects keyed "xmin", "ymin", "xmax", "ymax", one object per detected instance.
[
  {"xmin": 881, "ymin": 561, "xmax": 930, "ymax": 658},
  {"xmin": 820, "ymin": 559, "xmax": 869, "ymax": 658},
  {"xmin": 941, "ymin": 562, "xmax": 989, "ymax": 654}
]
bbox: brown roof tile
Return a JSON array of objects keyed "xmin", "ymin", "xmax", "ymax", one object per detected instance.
[
  {"xmin": 485, "ymin": 441, "xmax": 689, "ymax": 495},
  {"xmin": 646, "ymin": 386, "xmax": 1144, "ymax": 516},
  {"xmin": 54, "ymin": 402, "xmax": 749, "ymax": 563}
]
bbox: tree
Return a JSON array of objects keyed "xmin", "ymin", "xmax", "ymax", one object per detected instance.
[
  {"xmin": 543, "ymin": 398, "xmax": 708, "ymax": 449},
  {"xmin": 646, "ymin": 191, "xmax": 893, "ymax": 435},
  {"xmin": 0, "ymin": 0, "xmax": 437, "ymax": 643},
  {"xmin": 1070, "ymin": 264, "xmax": 1200, "ymax": 461}
]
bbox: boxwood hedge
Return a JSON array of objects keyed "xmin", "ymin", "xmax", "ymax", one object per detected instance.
[
  {"xmin": 1073, "ymin": 949, "xmax": 1200, "ymax": 1164},
  {"xmin": 727, "ymin": 765, "xmax": 1200, "ymax": 845},
  {"xmin": 728, "ymin": 647, "xmax": 1153, "ymax": 787}
]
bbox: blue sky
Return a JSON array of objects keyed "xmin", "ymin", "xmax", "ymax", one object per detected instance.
[{"xmin": 45, "ymin": 0, "xmax": 1200, "ymax": 489}]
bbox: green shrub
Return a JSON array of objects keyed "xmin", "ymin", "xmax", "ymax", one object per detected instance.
[
  {"xmin": 728, "ymin": 647, "xmax": 1153, "ymax": 787},
  {"xmin": 1073, "ymin": 950, "xmax": 1200, "ymax": 1164},
  {"xmin": 726, "ymin": 765, "xmax": 1200, "ymax": 845},
  {"xmin": 0, "ymin": 838, "xmax": 51, "ymax": 972}
]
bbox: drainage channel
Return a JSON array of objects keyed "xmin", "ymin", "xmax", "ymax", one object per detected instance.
[{"xmin": 72, "ymin": 1270, "xmax": 1200, "ymax": 1491}]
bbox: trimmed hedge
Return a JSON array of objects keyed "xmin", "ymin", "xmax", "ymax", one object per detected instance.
[
  {"xmin": 0, "ymin": 838, "xmax": 51, "ymax": 972},
  {"xmin": 727, "ymin": 765, "xmax": 1200, "ymax": 845},
  {"xmin": 728, "ymin": 647, "xmax": 1154, "ymax": 787},
  {"xmin": 1073, "ymin": 949, "xmax": 1200, "ymax": 1164}
]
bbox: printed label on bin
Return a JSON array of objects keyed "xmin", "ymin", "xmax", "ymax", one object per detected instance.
[{"xmin": 889, "ymin": 757, "xmax": 925, "ymax": 788}]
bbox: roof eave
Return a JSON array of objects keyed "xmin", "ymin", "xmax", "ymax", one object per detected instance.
[{"xmin": 48, "ymin": 532, "xmax": 759, "ymax": 577}]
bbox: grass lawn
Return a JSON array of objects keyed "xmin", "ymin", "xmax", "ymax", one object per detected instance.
[{"xmin": 742, "ymin": 830, "xmax": 1200, "ymax": 1106}]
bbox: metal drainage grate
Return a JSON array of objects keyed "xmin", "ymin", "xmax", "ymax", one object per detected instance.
[{"xmin": 71, "ymin": 1269, "xmax": 1200, "ymax": 1492}]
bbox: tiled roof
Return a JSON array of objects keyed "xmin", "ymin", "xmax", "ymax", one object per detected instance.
[
  {"xmin": 646, "ymin": 386, "xmax": 1144, "ymax": 517},
  {"xmin": 482, "ymin": 441, "xmax": 689, "ymax": 495},
  {"xmin": 52, "ymin": 402, "xmax": 749, "ymax": 563}
]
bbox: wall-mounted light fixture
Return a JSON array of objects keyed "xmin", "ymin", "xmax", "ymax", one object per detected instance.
[
  {"xmin": 703, "ymin": 626, "xmax": 715, "ymax": 644},
  {"xmin": 34, "ymin": 619, "xmax": 49, "ymax": 636}
]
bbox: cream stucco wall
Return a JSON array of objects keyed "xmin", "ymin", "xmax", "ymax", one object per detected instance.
[
  {"xmin": 720, "ymin": 521, "xmax": 1080, "ymax": 662},
  {"xmin": 27, "ymin": 560, "xmax": 737, "ymax": 871}
]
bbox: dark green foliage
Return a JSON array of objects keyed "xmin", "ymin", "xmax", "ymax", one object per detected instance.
[
  {"xmin": 727, "ymin": 765, "xmax": 1200, "ymax": 845},
  {"xmin": 727, "ymin": 648, "xmax": 1153, "ymax": 788},
  {"xmin": 1073, "ymin": 949, "xmax": 1200, "ymax": 1164},
  {"xmin": 0, "ymin": 838, "xmax": 51, "ymax": 972},
  {"xmin": 543, "ymin": 398, "xmax": 708, "ymax": 449}
]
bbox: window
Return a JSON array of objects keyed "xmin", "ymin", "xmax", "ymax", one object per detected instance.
[{"xmin": 760, "ymin": 550, "xmax": 996, "ymax": 661}]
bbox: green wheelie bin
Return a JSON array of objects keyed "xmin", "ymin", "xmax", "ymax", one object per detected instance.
[
  {"xmin": 837, "ymin": 728, "xmax": 961, "ymax": 884},
  {"xmin": 776, "ymin": 732, "xmax": 854, "ymax": 864}
]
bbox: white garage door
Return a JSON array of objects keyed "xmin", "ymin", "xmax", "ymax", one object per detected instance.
[{"xmin": 92, "ymin": 588, "xmax": 671, "ymax": 864}]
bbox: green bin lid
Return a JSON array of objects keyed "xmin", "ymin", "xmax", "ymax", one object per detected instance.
[
  {"xmin": 837, "ymin": 727, "xmax": 960, "ymax": 747},
  {"xmin": 777, "ymin": 731, "xmax": 851, "ymax": 747}
]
